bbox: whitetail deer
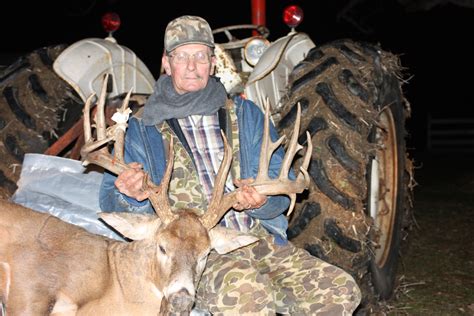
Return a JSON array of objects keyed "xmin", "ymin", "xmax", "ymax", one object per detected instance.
[{"xmin": 0, "ymin": 74, "xmax": 311, "ymax": 315}]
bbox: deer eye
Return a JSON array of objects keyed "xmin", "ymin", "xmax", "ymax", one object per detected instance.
[{"xmin": 159, "ymin": 245, "xmax": 166, "ymax": 255}]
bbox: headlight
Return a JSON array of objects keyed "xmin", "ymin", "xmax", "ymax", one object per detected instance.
[{"xmin": 244, "ymin": 37, "xmax": 270, "ymax": 66}]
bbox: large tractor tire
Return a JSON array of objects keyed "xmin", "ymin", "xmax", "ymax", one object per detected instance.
[
  {"xmin": 0, "ymin": 45, "xmax": 83, "ymax": 199},
  {"xmin": 277, "ymin": 39, "xmax": 413, "ymax": 307}
]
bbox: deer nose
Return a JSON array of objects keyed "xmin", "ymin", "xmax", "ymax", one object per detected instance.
[{"xmin": 168, "ymin": 288, "xmax": 193, "ymax": 312}]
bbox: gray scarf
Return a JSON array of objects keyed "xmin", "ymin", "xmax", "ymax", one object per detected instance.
[{"xmin": 143, "ymin": 75, "xmax": 227, "ymax": 126}]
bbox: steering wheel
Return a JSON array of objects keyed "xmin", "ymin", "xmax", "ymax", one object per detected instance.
[{"xmin": 212, "ymin": 24, "xmax": 270, "ymax": 50}]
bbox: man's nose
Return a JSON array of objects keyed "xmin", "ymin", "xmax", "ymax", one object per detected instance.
[{"xmin": 186, "ymin": 57, "xmax": 197, "ymax": 70}]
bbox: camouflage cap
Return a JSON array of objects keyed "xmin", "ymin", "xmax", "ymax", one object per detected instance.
[{"xmin": 164, "ymin": 15, "xmax": 215, "ymax": 53}]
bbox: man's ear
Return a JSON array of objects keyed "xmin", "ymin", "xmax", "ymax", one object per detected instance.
[
  {"xmin": 210, "ymin": 55, "xmax": 217, "ymax": 75},
  {"xmin": 162, "ymin": 54, "xmax": 171, "ymax": 75}
]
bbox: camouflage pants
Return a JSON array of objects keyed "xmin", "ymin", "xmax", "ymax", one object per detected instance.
[{"xmin": 195, "ymin": 226, "xmax": 361, "ymax": 315}]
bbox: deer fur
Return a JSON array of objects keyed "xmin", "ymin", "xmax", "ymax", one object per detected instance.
[{"xmin": 0, "ymin": 199, "xmax": 258, "ymax": 315}]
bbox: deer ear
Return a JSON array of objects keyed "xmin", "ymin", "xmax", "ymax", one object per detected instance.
[
  {"xmin": 98, "ymin": 212, "xmax": 162, "ymax": 240},
  {"xmin": 208, "ymin": 226, "xmax": 259, "ymax": 254}
]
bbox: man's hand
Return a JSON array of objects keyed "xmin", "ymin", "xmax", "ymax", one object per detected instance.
[
  {"xmin": 232, "ymin": 178, "xmax": 267, "ymax": 211},
  {"xmin": 114, "ymin": 162, "xmax": 150, "ymax": 201}
]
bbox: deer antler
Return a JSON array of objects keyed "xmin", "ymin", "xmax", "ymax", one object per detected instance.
[
  {"xmin": 80, "ymin": 74, "xmax": 175, "ymax": 224},
  {"xmin": 201, "ymin": 99, "xmax": 312, "ymax": 229}
]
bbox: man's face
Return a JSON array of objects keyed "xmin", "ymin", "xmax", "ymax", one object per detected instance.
[{"xmin": 162, "ymin": 44, "xmax": 215, "ymax": 94}]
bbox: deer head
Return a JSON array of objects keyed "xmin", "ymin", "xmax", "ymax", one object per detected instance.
[{"xmin": 79, "ymin": 74, "xmax": 311, "ymax": 314}]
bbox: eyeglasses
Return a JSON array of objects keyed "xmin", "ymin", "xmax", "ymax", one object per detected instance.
[{"xmin": 168, "ymin": 51, "xmax": 212, "ymax": 64}]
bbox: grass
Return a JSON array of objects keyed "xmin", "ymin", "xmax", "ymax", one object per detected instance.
[{"xmin": 386, "ymin": 153, "xmax": 474, "ymax": 315}]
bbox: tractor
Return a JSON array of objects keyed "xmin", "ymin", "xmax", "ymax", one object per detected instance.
[{"xmin": 0, "ymin": 1, "xmax": 413, "ymax": 310}]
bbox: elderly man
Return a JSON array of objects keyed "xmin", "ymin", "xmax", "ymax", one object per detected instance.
[{"xmin": 100, "ymin": 15, "xmax": 361, "ymax": 315}]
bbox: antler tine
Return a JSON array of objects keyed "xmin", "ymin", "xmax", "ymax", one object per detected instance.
[
  {"xmin": 256, "ymin": 98, "xmax": 286, "ymax": 182},
  {"xmin": 146, "ymin": 137, "xmax": 175, "ymax": 225},
  {"xmin": 81, "ymin": 77, "xmax": 176, "ymax": 224},
  {"xmin": 298, "ymin": 131, "xmax": 312, "ymax": 183},
  {"xmin": 201, "ymin": 131, "xmax": 234, "ymax": 229},
  {"xmin": 276, "ymin": 102, "xmax": 313, "ymax": 216},
  {"xmin": 80, "ymin": 75, "xmax": 129, "ymax": 175},
  {"xmin": 96, "ymin": 73, "xmax": 109, "ymax": 141},
  {"xmin": 279, "ymin": 103, "xmax": 302, "ymax": 179},
  {"xmin": 253, "ymin": 100, "xmax": 312, "ymax": 216},
  {"xmin": 201, "ymin": 99, "xmax": 312, "ymax": 229},
  {"xmin": 283, "ymin": 131, "xmax": 312, "ymax": 215},
  {"xmin": 83, "ymin": 92, "xmax": 96, "ymax": 145},
  {"xmin": 280, "ymin": 102, "xmax": 303, "ymax": 217},
  {"xmin": 112, "ymin": 89, "xmax": 133, "ymax": 163}
]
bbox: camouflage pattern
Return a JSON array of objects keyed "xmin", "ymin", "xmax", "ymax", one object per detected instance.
[
  {"xmin": 159, "ymin": 122, "xmax": 208, "ymax": 213},
  {"xmin": 165, "ymin": 15, "xmax": 215, "ymax": 53},
  {"xmin": 226, "ymin": 99, "xmax": 241, "ymax": 181},
  {"xmin": 158, "ymin": 102, "xmax": 241, "ymax": 213},
  {"xmin": 195, "ymin": 225, "xmax": 361, "ymax": 315}
]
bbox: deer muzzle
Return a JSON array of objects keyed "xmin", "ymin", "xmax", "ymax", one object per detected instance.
[{"xmin": 167, "ymin": 288, "xmax": 194, "ymax": 313}]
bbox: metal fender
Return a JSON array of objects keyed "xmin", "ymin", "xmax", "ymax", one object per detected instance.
[
  {"xmin": 245, "ymin": 32, "xmax": 315, "ymax": 113},
  {"xmin": 53, "ymin": 37, "xmax": 155, "ymax": 103}
]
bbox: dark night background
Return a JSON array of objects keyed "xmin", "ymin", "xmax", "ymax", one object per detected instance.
[
  {"xmin": 1, "ymin": 0, "xmax": 473, "ymax": 153},
  {"xmin": 1, "ymin": 1, "xmax": 474, "ymax": 311}
]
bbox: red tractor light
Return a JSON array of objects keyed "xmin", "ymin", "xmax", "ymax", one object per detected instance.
[
  {"xmin": 102, "ymin": 12, "xmax": 121, "ymax": 34},
  {"xmin": 283, "ymin": 5, "xmax": 304, "ymax": 29}
]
